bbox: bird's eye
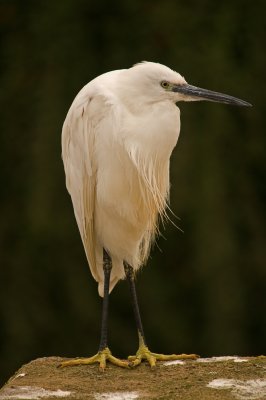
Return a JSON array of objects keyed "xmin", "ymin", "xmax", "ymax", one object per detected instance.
[{"xmin": 161, "ymin": 81, "xmax": 170, "ymax": 89}]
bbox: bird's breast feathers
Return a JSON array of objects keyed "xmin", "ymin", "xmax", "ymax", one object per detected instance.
[{"xmin": 121, "ymin": 100, "xmax": 180, "ymax": 159}]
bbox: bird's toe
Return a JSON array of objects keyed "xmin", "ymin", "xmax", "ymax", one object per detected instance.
[
  {"xmin": 59, "ymin": 348, "xmax": 129, "ymax": 370},
  {"xmin": 128, "ymin": 345, "xmax": 199, "ymax": 368}
]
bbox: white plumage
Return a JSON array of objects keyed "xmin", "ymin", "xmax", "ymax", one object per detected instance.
[
  {"xmin": 62, "ymin": 62, "xmax": 184, "ymax": 296},
  {"xmin": 62, "ymin": 61, "xmax": 250, "ymax": 297}
]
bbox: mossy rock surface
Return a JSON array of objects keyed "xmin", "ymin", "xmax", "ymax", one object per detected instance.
[{"xmin": 0, "ymin": 356, "xmax": 265, "ymax": 399}]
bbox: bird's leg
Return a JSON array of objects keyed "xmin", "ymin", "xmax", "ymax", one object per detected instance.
[
  {"xmin": 124, "ymin": 262, "xmax": 199, "ymax": 368},
  {"xmin": 59, "ymin": 250, "xmax": 128, "ymax": 370},
  {"xmin": 124, "ymin": 262, "xmax": 146, "ymax": 344},
  {"xmin": 98, "ymin": 249, "xmax": 112, "ymax": 352}
]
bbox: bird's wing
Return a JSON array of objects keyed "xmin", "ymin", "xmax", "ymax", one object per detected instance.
[{"xmin": 62, "ymin": 89, "xmax": 104, "ymax": 283}]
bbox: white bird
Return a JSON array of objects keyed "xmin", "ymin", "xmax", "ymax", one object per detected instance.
[{"xmin": 60, "ymin": 62, "xmax": 251, "ymax": 369}]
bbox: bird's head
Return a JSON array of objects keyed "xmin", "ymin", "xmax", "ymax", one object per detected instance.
[{"xmin": 123, "ymin": 61, "xmax": 251, "ymax": 107}]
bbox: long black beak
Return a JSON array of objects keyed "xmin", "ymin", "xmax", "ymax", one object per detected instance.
[{"xmin": 172, "ymin": 84, "xmax": 252, "ymax": 107}]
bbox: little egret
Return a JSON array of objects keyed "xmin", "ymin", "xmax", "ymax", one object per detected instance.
[{"xmin": 60, "ymin": 62, "xmax": 251, "ymax": 369}]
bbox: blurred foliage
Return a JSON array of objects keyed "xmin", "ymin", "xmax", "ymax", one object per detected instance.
[{"xmin": 0, "ymin": 0, "xmax": 265, "ymax": 385}]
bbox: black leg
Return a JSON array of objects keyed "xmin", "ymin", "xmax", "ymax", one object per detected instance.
[
  {"xmin": 124, "ymin": 262, "xmax": 199, "ymax": 368},
  {"xmin": 98, "ymin": 249, "xmax": 112, "ymax": 351},
  {"xmin": 124, "ymin": 262, "xmax": 146, "ymax": 345},
  {"xmin": 59, "ymin": 249, "xmax": 129, "ymax": 369}
]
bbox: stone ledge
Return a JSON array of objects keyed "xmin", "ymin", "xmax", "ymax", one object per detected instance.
[{"xmin": 0, "ymin": 356, "xmax": 265, "ymax": 399}]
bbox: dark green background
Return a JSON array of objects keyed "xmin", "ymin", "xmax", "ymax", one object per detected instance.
[{"xmin": 0, "ymin": 0, "xmax": 265, "ymax": 385}]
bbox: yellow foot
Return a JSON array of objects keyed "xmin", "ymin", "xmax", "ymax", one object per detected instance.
[
  {"xmin": 59, "ymin": 347, "xmax": 129, "ymax": 370},
  {"xmin": 128, "ymin": 342, "xmax": 199, "ymax": 368}
]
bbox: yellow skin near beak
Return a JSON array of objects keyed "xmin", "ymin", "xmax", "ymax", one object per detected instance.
[{"xmin": 60, "ymin": 62, "xmax": 250, "ymax": 372}]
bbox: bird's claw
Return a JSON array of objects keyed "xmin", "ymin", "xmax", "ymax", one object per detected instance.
[
  {"xmin": 59, "ymin": 347, "xmax": 129, "ymax": 371},
  {"xmin": 128, "ymin": 348, "xmax": 156, "ymax": 368},
  {"xmin": 128, "ymin": 343, "xmax": 199, "ymax": 368}
]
